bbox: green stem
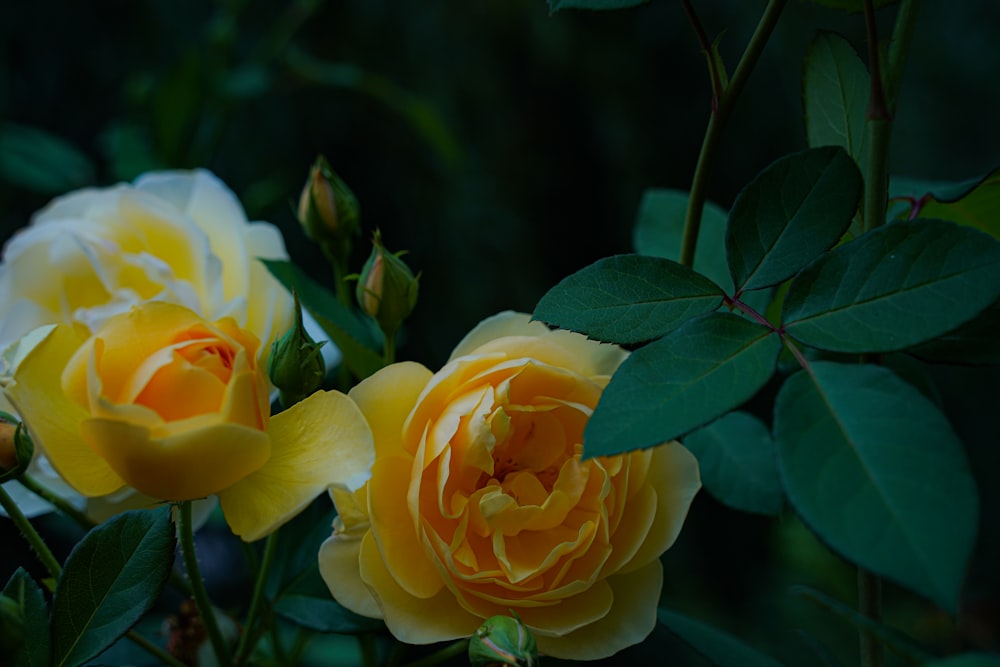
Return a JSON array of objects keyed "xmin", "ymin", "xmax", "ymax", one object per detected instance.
[
  {"xmin": 16, "ymin": 473, "xmax": 95, "ymax": 530},
  {"xmin": 681, "ymin": 0, "xmax": 723, "ymax": 108},
  {"xmin": 862, "ymin": 0, "xmax": 893, "ymax": 232},
  {"xmin": 858, "ymin": 568, "xmax": 884, "ymax": 667},
  {"xmin": 178, "ymin": 501, "xmax": 232, "ymax": 666},
  {"xmin": 126, "ymin": 629, "xmax": 189, "ymax": 667},
  {"xmin": 680, "ymin": 0, "xmax": 789, "ymax": 267},
  {"xmin": 401, "ymin": 638, "xmax": 470, "ymax": 667},
  {"xmin": 0, "ymin": 483, "xmax": 62, "ymax": 579},
  {"xmin": 885, "ymin": 0, "xmax": 920, "ymax": 110},
  {"xmin": 383, "ymin": 330, "xmax": 397, "ymax": 366},
  {"xmin": 234, "ymin": 531, "xmax": 280, "ymax": 665},
  {"xmin": 359, "ymin": 632, "xmax": 380, "ymax": 667}
]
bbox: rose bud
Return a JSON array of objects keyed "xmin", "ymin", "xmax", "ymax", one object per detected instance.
[
  {"xmin": 268, "ymin": 293, "xmax": 327, "ymax": 408},
  {"xmin": 355, "ymin": 230, "xmax": 419, "ymax": 339},
  {"xmin": 469, "ymin": 613, "xmax": 538, "ymax": 667},
  {"xmin": 297, "ymin": 156, "xmax": 360, "ymax": 247}
]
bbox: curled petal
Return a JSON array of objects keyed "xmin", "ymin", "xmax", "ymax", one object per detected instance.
[{"xmin": 319, "ymin": 531, "xmax": 381, "ymax": 619}]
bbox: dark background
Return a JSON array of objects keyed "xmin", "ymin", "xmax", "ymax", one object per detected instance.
[{"xmin": 1, "ymin": 1, "xmax": 998, "ymax": 665}]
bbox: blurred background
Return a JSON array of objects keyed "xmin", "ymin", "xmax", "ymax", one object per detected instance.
[{"xmin": 1, "ymin": 0, "xmax": 998, "ymax": 664}]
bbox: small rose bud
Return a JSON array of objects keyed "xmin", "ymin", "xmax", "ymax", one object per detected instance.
[
  {"xmin": 0, "ymin": 421, "xmax": 17, "ymax": 471},
  {"xmin": 0, "ymin": 411, "xmax": 33, "ymax": 482},
  {"xmin": 469, "ymin": 613, "xmax": 538, "ymax": 667},
  {"xmin": 268, "ymin": 293, "xmax": 327, "ymax": 408},
  {"xmin": 355, "ymin": 230, "xmax": 419, "ymax": 339},
  {"xmin": 296, "ymin": 156, "xmax": 360, "ymax": 247}
]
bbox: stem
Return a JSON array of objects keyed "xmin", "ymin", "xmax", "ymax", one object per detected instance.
[
  {"xmin": 177, "ymin": 501, "xmax": 232, "ymax": 666},
  {"xmin": 858, "ymin": 568, "xmax": 885, "ymax": 667},
  {"xmin": 862, "ymin": 0, "xmax": 893, "ymax": 232},
  {"xmin": 126, "ymin": 629, "xmax": 189, "ymax": 667},
  {"xmin": 681, "ymin": 0, "xmax": 723, "ymax": 109},
  {"xmin": 16, "ymin": 473, "xmax": 95, "ymax": 530},
  {"xmin": 725, "ymin": 294, "xmax": 776, "ymax": 330},
  {"xmin": 359, "ymin": 632, "xmax": 380, "ymax": 667},
  {"xmin": 0, "ymin": 483, "xmax": 62, "ymax": 579},
  {"xmin": 383, "ymin": 331, "xmax": 397, "ymax": 366},
  {"xmin": 680, "ymin": 0, "xmax": 789, "ymax": 267},
  {"xmin": 885, "ymin": 0, "xmax": 920, "ymax": 110},
  {"xmin": 402, "ymin": 638, "xmax": 471, "ymax": 667},
  {"xmin": 234, "ymin": 531, "xmax": 280, "ymax": 665}
]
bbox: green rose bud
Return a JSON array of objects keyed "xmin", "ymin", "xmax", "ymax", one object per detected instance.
[
  {"xmin": 297, "ymin": 155, "xmax": 360, "ymax": 249},
  {"xmin": 469, "ymin": 613, "xmax": 538, "ymax": 667},
  {"xmin": 0, "ymin": 411, "xmax": 33, "ymax": 482},
  {"xmin": 355, "ymin": 230, "xmax": 419, "ymax": 339},
  {"xmin": 267, "ymin": 293, "xmax": 327, "ymax": 408}
]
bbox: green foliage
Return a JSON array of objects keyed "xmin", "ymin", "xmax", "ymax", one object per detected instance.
[
  {"xmin": 532, "ymin": 254, "xmax": 723, "ymax": 343},
  {"xmin": 584, "ymin": 313, "xmax": 781, "ymax": 457},
  {"xmin": 726, "ymin": 146, "xmax": 862, "ymax": 292},
  {"xmin": 0, "ymin": 124, "xmax": 96, "ymax": 194},
  {"xmin": 923, "ymin": 656, "xmax": 1000, "ymax": 667},
  {"xmin": 683, "ymin": 411, "xmax": 784, "ymax": 516},
  {"xmin": 51, "ymin": 507, "xmax": 175, "ymax": 667},
  {"xmin": 547, "ymin": 0, "xmax": 649, "ymax": 12},
  {"xmin": 657, "ymin": 608, "xmax": 786, "ymax": 667},
  {"xmin": 893, "ymin": 168, "xmax": 1000, "ymax": 239},
  {"xmin": 264, "ymin": 259, "xmax": 383, "ymax": 380},
  {"xmin": 775, "ymin": 362, "xmax": 977, "ymax": 613},
  {"xmin": 782, "ymin": 219, "xmax": 1000, "ymax": 353},
  {"xmin": 1, "ymin": 568, "xmax": 49, "ymax": 667},
  {"xmin": 274, "ymin": 595, "xmax": 384, "ymax": 634},
  {"xmin": 804, "ymin": 0, "xmax": 897, "ymax": 10},
  {"xmin": 803, "ymin": 32, "xmax": 869, "ymax": 178}
]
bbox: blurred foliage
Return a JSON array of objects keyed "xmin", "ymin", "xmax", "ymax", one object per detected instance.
[{"xmin": 2, "ymin": 0, "xmax": 999, "ymax": 665}]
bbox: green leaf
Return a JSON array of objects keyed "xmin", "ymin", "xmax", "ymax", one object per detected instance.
[
  {"xmin": 0, "ymin": 123, "xmax": 96, "ymax": 194},
  {"xmin": 263, "ymin": 259, "xmax": 383, "ymax": 381},
  {"xmin": 804, "ymin": 0, "xmax": 896, "ymax": 10},
  {"xmin": 51, "ymin": 507, "xmax": 176, "ymax": 667},
  {"xmin": 909, "ymin": 300, "xmax": 1000, "ymax": 365},
  {"xmin": 683, "ymin": 412, "xmax": 784, "ymax": 516},
  {"xmin": 533, "ymin": 254, "xmax": 724, "ymax": 344},
  {"xmin": 923, "ymin": 656, "xmax": 1000, "ymax": 667},
  {"xmin": 892, "ymin": 168, "xmax": 1000, "ymax": 240},
  {"xmin": 727, "ymin": 147, "xmax": 862, "ymax": 292},
  {"xmin": 803, "ymin": 32, "xmax": 869, "ymax": 177},
  {"xmin": 547, "ymin": 0, "xmax": 649, "ymax": 12},
  {"xmin": 584, "ymin": 313, "xmax": 781, "ymax": 457},
  {"xmin": 2, "ymin": 569, "xmax": 50, "ymax": 667},
  {"xmin": 774, "ymin": 362, "xmax": 977, "ymax": 613},
  {"xmin": 657, "ymin": 608, "xmax": 786, "ymax": 667},
  {"xmin": 265, "ymin": 497, "xmax": 337, "ymax": 599},
  {"xmin": 783, "ymin": 219, "xmax": 1000, "ymax": 353},
  {"xmin": 273, "ymin": 594, "xmax": 384, "ymax": 634},
  {"xmin": 633, "ymin": 188, "xmax": 733, "ymax": 291}
]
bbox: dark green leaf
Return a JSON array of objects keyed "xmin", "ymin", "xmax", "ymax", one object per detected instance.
[
  {"xmin": 533, "ymin": 254, "xmax": 724, "ymax": 344},
  {"xmin": 263, "ymin": 259, "xmax": 383, "ymax": 381},
  {"xmin": 2, "ymin": 568, "xmax": 49, "ymax": 667},
  {"xmin": 922, "ymin": 656, "xmax": 1000, "ymax": 667},
  {"xmin": 657, "ymin": 608, "xmax": 786, "ymax": 667},
  {"xmin": 683, "ymin": 412, "xmax": 783, "ymax": 516},
  {"xmin": 783, "ymin": 219, "xmax": 1000, "ymax": 353},
  {"xmin": 909, "ymin": 300, "xmax": 1000, "ymax": 364},
  {"xmin": 584, "ymin": 313, "xmax": 781, "ymax": 457},
  {"xmin": 727, "ymin": 147, "xmax": 862, "ymax": 291},
  {"xmin": 274, "ymin": 594, "xmax": 384, "ymax": 634},
  {"xmin": 775, "ymin": 362, "xmax": 977, "ymax": 613},
  {"xmin": 265, "ymin": 496, "xmax": 337, "ymax": 599},
  {"xmin": 633, "ymin": 188, "xmax": 733, "ymax": 291},
  {"xmin": 51, "ymin": 507, "xmax": 176, "ymax": 667},
  {"xmin": 803, "ymin": 32, "xmax": 869, "ymax": 177},
  {"xmin": 893, "ymin": 168, "xmax": 1000, "ymax": 240},
  {"xmin": 548, "ymin": 0, "xmax": 649, "ymax": 12},
  {"xmin": 0, "ymin": 124, "xmax": 96, "ymax": 194}
]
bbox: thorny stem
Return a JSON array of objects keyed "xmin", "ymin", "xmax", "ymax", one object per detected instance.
[
  {"xmin": 234, "ymin": 530, "xmax": 280, "ymax": 664},
  {"xmin": 679, "ymin": 0, "xmax": 789, "ymax": 267},
  {"xmin": 178, "ymin": 500, "xmax": 232, "ymax": 666},
  {"xmin": 16, "ymin": 473, "xmax": 94, "ymax": 529}
]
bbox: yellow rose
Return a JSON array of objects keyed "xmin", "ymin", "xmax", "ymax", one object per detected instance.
[
  {"xmin": 5, "ymin": 302, "xmax": 373, "ymax": 541},
  {"xmin": 319, "ymin": 312, "xmax": 700, "ymax": 660},
  {"xmin": 0, "ymin": 169, "xmax": 293, "ymax": 361}
]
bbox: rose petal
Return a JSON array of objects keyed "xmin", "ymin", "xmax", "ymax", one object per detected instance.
[
  {"xmin": 534, "ymin": 560, "xmax": 663, "ymax": 660},
  {"xmin": 349, "ymin": 361, "xmax": 433, "ymax": 458},
  {"xmin": 360, "ymin": 532, "xmax": 481, "ymax": 644},
  {"xmin": 6, "ymin": 325, "xmax": 125, "ymax": 496},
  {"xmin": 219, "ymin": 390, "xmax": 374, "ymax": 541},
  {"xmin": 619, "ymin": 441, "xmax": 701, "ymax": 573},
  {"xmin": 319, "ymin": 531, "xmax": 382, "ymax": 619},
  {"xmin": 82, "ymin": 418, "xmax": 269, "ymax": 502}
]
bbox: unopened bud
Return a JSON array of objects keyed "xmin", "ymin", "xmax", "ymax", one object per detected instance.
[
  {"xmin": 469, "ymin": 613, "xmax": 538, "ymax": 667},
  {"xmin": 355, "ymin": 230, "xmax": 419, "ymax": 338},
  {"xmin": 296, "ymin": 156, "xmax": 360, "ymax": 247},
  {"xmin": 0, "ymin": 411, "xmax": 32, "ymax": 482},
  {"xmin": 0, "ymin": 421, "xmax": 16, "ymax": 471},
  {"xmin": 267, "ymin": 294, "xmax": 326, "ymax": 408}
]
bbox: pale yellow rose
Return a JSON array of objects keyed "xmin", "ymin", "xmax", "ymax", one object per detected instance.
[
  {"xmin": 319, "ymin": 312, "xmax": 701, "ymax": 660},
  {"xmin": 5, "ymin": 302, "xmax": 373, "ymax": 541}
]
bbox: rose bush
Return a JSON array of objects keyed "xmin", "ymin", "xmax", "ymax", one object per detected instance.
[
  {"xmin": 319, "ymin": 312, "xmax": 701, "ymax": 660},
  {"xmin": 5, "ymin": 301, "xmax": 373, "ymax": 541}
]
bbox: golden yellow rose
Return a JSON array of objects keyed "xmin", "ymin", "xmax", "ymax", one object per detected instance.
[
  {"xmin": 319, "ymin": 312, "xmax": 700, "ymax": 660},
  {"xmin": 5, "ymin": 302, "xmax": 373, "ymax": 541}
]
